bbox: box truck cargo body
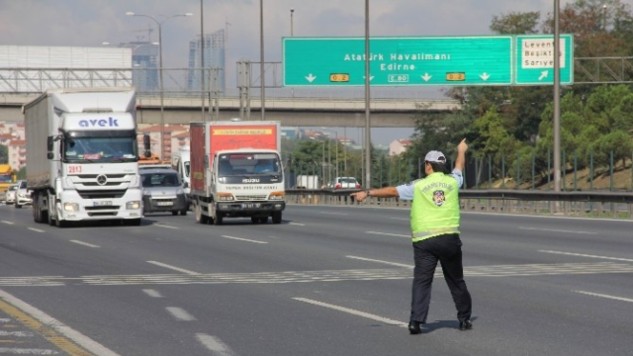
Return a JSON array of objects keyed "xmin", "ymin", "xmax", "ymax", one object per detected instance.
[
  {"xmin": 23, "ymin": 88, "xmax": 143, "ymax": 226},
  {"xmin": 190, "ymin": 120, "xmax": 285, "ymax": 225}
]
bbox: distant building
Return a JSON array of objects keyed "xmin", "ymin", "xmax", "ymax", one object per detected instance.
[
  {"xmin": 120, "ymin": 41, "xmax": 159, "ymax": 92},
  {"xmin": 187, "ymin": 29, "xmax": 226, "ymax": 94},
  {"xmin": 389, "ymin": 138, "xmax": 412, "ymax": 156}
]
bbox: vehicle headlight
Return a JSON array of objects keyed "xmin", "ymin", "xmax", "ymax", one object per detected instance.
[
  {"xmin": 63, "ymin": 202, "xmax": 79, "ymax": 212},
  {"xmin": 217, "ymin": 192, "xmax": 234, "ymax": 201},
  {"xmin": 126, "ymin": 201, "xmax": 141, "ymax": 210},
  {"xmin": 269, "ymin": 191, "xmax": 285, "ymax": 200}
]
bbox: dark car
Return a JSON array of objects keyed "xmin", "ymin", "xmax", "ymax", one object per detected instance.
[{"xmin": 140, "ymin": 168, "xmax": 188, "ymax": 216}]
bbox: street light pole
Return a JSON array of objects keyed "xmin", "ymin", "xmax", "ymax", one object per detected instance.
[
  {"xmin": 290, "ymin": 8, "xmax": 294, "ymax": 36},
  {"xmin": 126, "ymin": 11, "xmax": 192, "ymax": 162}
]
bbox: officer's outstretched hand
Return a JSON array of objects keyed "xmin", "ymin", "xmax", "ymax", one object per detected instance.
[
  {"xmin": 351, "ymin": 190, "xmax": 368, "ymax": 203},
  {"xmin": 457, "ymin": 138, "xmax": 468, "ymax": 153}
]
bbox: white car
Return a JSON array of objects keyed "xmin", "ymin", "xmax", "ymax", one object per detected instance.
[
  {"xmin": 5, "ymin": 184, "xmax": 17, "ymax": 204},
  {"xmin": 330, "ymin": 177, "xmax": 361, "ymax": 190},
  {"xmin": 14, "ymin": 180, "xmax": 32, "ymax": 208}
]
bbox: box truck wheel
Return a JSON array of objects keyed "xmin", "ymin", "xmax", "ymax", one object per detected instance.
[
  {"xmin": 272, "ymin": 211, "xmax": 282, "ymax": 224},
  {"xmin": 195, "ymin": 203, "xmax": 209, "ymax": 224}
]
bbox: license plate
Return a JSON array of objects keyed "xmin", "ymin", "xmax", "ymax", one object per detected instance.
[
  {"xmin": 157, "ymin": 201, "xmax": 173, "ymax": 206},
  {"xmin": 242, "ymin": 203, "xmax": 261, "ymax": 209},
  {"xmin": 94, "ymin": 201, "xmax": 112, "ymax": 206}
]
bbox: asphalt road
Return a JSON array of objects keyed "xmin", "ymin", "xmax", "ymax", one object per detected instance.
[{"xmin": 0, "ymin": 203, "xmax": 632, "ymax": 356}]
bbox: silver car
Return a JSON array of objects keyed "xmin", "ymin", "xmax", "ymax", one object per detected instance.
[{"xmin": 140, "ymin": 168, "xmax": 188, "ymax": 216}]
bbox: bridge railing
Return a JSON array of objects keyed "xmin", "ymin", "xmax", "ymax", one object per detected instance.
[{"xmin": 285, "ymin": 189, "xmax": 633, "ymax": 219}]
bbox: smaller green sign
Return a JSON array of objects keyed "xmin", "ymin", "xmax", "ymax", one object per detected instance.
[{"xmin": 515, "ymin": 34, "xmax": 573, "ymax": 85}]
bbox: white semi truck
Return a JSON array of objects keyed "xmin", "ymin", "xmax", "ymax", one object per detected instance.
[{"xmin": 23, "ymin": 88, "xmax": 143, "ymax": 226}]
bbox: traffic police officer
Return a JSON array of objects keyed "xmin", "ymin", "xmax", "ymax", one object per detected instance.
[{"xmin": 353, "ymin": 139, "xmax": 472, "ymax": 334}]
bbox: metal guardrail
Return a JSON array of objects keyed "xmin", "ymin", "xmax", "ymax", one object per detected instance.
[{"xmin": 285, "ymin": 189, "xmax": 633, "ymax": 219}]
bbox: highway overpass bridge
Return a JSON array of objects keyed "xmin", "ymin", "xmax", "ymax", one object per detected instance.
[{"xmin": 0, "ymin": 93, "xmax": 460, "ymax": 128}]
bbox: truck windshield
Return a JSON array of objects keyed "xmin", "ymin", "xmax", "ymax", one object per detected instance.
[
  {"xmin": 217, "ymin": 153, "xmax": 281, "ymax": 177},
  {"xmin": 64, "ymin": 135, "xmax": 137, "ymax": 163}
]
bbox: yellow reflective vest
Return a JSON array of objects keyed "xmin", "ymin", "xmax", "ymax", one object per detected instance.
[{"xmin": 410, "ymin": 172, "xmax": 460, "ymax": 242}]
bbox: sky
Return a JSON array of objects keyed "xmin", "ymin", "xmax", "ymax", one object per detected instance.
[{"xmin": 0, "ymin": 0, "xmax": 562, "ymax": 144}]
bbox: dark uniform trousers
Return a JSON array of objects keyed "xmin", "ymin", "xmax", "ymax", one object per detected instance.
[{"xmin": 410, "ymin": 233, "xmax": 472, "ymax": 323}]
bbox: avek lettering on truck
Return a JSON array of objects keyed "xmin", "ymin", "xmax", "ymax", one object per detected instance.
[{"xmin": 23, "ymin": 88, "xmax": 143, "ymax": 227}]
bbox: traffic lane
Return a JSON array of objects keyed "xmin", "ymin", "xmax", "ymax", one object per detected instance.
[{"xmin": 4, "ymin": 204, "xmax": 632, "ymax": 354}]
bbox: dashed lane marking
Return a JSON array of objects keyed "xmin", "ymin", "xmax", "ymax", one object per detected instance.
[
  {"xmin": 196, "ymin": 333, "xmax": 235, "ymax": 356},
  {"xmin": 539, "ymin": 250, "xmax": 633, "ymax": 262},
  {"xmin": 293, "ymin": 297, "xmax": 407, "ymax": 328},
  {"xmin": 70, "ymin": 240, "xmax": 100, "ymax": 248},
  {"xmin": 346, "ymin": 255, "xmax": 411, "ymax": 268},
  {"xmin": 142, "ymin": 289, "xmax": 163, "ymax": 298},
  {"xmin": 1, "ymin": 220, "xmax": 14, "ymax": 225},
  {"xmin": 365, "ymin": 231, "xmax": 409, "ymax": 238},
  {"xmin": 221, "ymin": 235, "xmax": 268, "ymax": 244},
  {"xmin": 146, "ymin": 261, "xmax": 201, "ymax": 275},
  {"xmin": 573, "ymin": 290, "xmax": 633, "ymax": 303},
  {"xmin": 26, "ymin": 228, "xmax": 45, "ymax": 233},
  {"xmin": 165, "ymin": 307, "xmax": 196, "ymax": 321},
  {"xmin": 520, "ymin": 226, "xmax": 596, "ymax": 235}
]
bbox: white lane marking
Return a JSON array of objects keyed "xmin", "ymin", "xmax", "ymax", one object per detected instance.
[
  {"xmin": 1, "ymin": 220, "xmax": 14, "ymax": 225},
  {"xmin": 366, "ymin": 231, "xmax": 409, "ymax": 238},
  {"xmin": 27, "ymin": 227, "xmax": 45, "ymax": 233},
  {"xmin": 519, "ymin": 226, "xmax": 596, "ymax": 235},
  {"xmin": 166, "ymin": 307, "xmax": 196, "ymax": 321},
  {"xmin": 221, "ymin": 235, "xmax": 268, "ymax": 244},
  {"xmin": 0, "ymin": 348, "xmax": 59, "ymax": 355},
  {"xmin": 293, "ymin": 297, "xmax": 407, "ymax": 328},
  {"xmin": 0, "ymin": 330, "xmax": 34, "ymax": 337},
  {"xmin": 389, "ymin": 217, "xmax": 409, "ymax": 222},
  {"xmin": 346, "ymin": 255, "xmax": 412, "ymax": 268},
  {"xmin": 142, "ymin": 289, "xmax": 163, "ymax": 298},
  {"xmin": 574, "ymin": 290, "xmax": 633, "ymax": 303},
  {"xmin": 0, "ymin": 289, "xmax": 120, "ymax": 355},
  {"xmin": 289, "ymin": 222, "xmax": 305, "ymax": 226},
  {"xmin": 154, "ymin": 224, "xmax": 179, "ymax": 230},
  {"xmin": 70, "ymin": 240, "xmax": 100, "ymax": 248},
  {"xmin": 146, "ymin": 261, "xmax": 201, "ymax": 275},
  {"xmin": 539, "ymin": 250, "xmax": 633, "ymax": 262},
  {"xmin": 196, "ymin": 333, "xmax": 235, "ymax": 356}
]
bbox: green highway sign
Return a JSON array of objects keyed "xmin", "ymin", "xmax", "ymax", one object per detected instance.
[
  {"xmin": 282, "ymin": 35, "xmax": 574, "ymax": 87},
  {"xmin": 515, "ymin": 34, "xmax": 573, "ymax": 85},
  {"xmin": 283, "ymin": 36, "xmax": 513, "ymax": 86}
]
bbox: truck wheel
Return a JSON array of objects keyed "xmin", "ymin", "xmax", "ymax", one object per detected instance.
[
  {"xmin": 195, "ymin": 204, "xmax": 209, "ymax": 224},
  {"xmin": 272, "ymin": 212, "xmax": 282, "ymax": 224},
  {"xmin": 55, "ymin": 218, "xmax": 67, "ymax": 228},
  {"xmin": 213, "ymin": 213, "xmax": 223, "ymax": 225},
  {"xmin": 172, "ymin": 210, "xmax": 178, "ymax": 216},
  {"xmin": 180, "ymin": 209, "xmax": 187, "ymax": 216}
]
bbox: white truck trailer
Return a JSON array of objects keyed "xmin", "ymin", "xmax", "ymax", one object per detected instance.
[
  {"xmin": 23, "ymin": 88, "xmax": 143, "ymax": 226},
  {"xmin": 190, "ymin": 120, "xmax": 285, "ymax": 225}
]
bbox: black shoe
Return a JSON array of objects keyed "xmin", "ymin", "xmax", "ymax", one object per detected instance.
[
  {"xmin": 408, "ymin": 321, "xmax": 422, "ymax": 335},
  {"xmin": 459, "ymin": 319, "xmax": 473, "ymax": 331}
]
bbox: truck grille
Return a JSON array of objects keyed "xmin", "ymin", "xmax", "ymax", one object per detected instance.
[
  {"xmin": 73, "ymin": 174, "xmax": 129, "ymax": 187},
  {"xmin": 235, "ymin": 194, "xmax": 268, "ymax": 201},
  {"xmin": 77, "ymin": 190, "xmax": 126, "ymax": 199}
]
